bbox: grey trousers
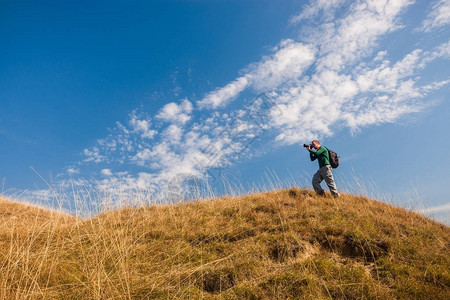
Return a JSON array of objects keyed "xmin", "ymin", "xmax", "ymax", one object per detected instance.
[{"xmin": 312, "ymin": 165, "xmax": 340, "ymax": 197}]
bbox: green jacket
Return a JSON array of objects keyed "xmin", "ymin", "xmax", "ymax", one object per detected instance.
[{"xmin": 310, "ymin": 146, "xmax": 330, "ymax": 168}]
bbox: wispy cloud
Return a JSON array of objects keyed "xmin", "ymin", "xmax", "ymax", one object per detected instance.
[
  {"xmin": 421, "ymin": 0, "xmax": 450, "ymax": 32},
  {"xmin": 301, "ymin": 0, "xmax": 414, "ymax": 71},
  {"xmin": 66, "ymin": 168, "xmax": 80, "ymax": 175},
  {"xmin": 101, "ymin": 169, "xmax": 113, "ymax": 176},
  {"xmin": 420, "ymin": 40, "xmax": 450, "ymax": 67},
  {"xmin": 197, "ymin": 39, "xmax": 316, "ymax": 109},
  {"xmin": 129, "ymin": 111, "xmax": 157, "ymax": 139},
  {"xmin": 197, "ymin": 0, "xmax": 448, "ymax": 144},
  {"xmin": 419, "ymin": 202, "xmax": 450, "ymax": 213},
  {"xmin": 70, "ymin": 93, "xmax": 279, "ymax": 203},
  {"xmin": 268, "ymin": 46, "xmax": 445, "ymax": 143},
  {"xmin": 197, "ymin": 76, "xmax": 250, "ymax": 109},
  {"xmin": 83, "ymin": 147, "xmax": 105, "ymax": 163},
  {"xmin": 290, "ymin": 0, "xmax": 346, "ymax": 24},
  {"xmin": 156, "ymin": 99, "xmax": 193, "ymax": 124}
]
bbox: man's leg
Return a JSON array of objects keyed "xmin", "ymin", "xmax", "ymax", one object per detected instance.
[
  {"xmin": 312, "ymin": 169, "xmax": 325, "ymax": 195},
  {"xmin": 323, "ymin": 165, "xmax": 339, "ymax": 197}
]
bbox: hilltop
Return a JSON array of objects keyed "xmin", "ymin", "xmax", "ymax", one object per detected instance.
[{"xmin": 0, "ymin": 189, "xmax": 449, "ymax": 299}]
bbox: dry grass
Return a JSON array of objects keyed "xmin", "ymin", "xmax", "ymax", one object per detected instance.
[{"xmin": 0, "ymin": 189, "xmax": 449, "ymax": 299}]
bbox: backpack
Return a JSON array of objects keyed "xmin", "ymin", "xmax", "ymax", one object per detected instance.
[{"xmin": 325, "ymin": 147, "xmax": 339, "ymax": 168}]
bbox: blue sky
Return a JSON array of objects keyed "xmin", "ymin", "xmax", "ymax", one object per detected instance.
[{"xmin": 1, "ymin": 0, "xmax": 449, "ymax": 222}]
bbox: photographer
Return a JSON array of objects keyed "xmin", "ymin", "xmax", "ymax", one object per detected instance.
[{"xmin": 305, "ymin": 140, "xmax": 340, "ymax": 198}]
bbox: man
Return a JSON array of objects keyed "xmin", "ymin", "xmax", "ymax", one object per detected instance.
[{"xmin": 306, "ymin": 140, "xmax": 340, "ymax": 197}]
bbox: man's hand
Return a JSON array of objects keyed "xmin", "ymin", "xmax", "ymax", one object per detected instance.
[{"xmin": 306, "ymin": 146, "xmax": 311, "ymax": 151}]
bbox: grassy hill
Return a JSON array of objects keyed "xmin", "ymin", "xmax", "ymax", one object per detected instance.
[{"xmin": 0, "ymin": 189, "xmax": 449, "ymax": 299}]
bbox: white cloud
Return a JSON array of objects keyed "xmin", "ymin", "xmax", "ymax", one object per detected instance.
[
  {"xmin": 197, "ymin": 0, "xmax": 449, "ymax": 145},
  {"xmin": 83, "ymin": 147, "xmax": 105, "ymax": 163},
  {"xmin": 92, "ymin": 171, "xmax": 161, "ymax": 203},
  {"xmin": 355, "ymin": 49, "xmax": 422, "ymax": 94},
  {"xmin": 197, "ymin": 76, "xmax": 250, "ymax": 109},
  {"xmin": 421, "ymin": 0, "xmax": 450, "ymax": 32},
  {"xmin": 101, "ymin": 169, "xmax": 113, "ymax": 176},
  {"xmin": 129, "ymin": 111, "xmax": 157, "ymax": 139},
  {"xmin": 197, "ymin": 40, "xmax": 315, "ymax": 109},
  {"xmin": 419, "ymin": 202, "xmax": 450, "ymax": 213},
  {"xmin": 156, "ymin": 99, "xmax": 193, "ymax": 124},
  {"xmin": 258, "ymin": 0, "xmax": 450, "ymax": 145},
  {"xmin": 269, "ymin": 45, "xmax": 443, "ymax": 144},
  {"xmin": 83, "ymin": 97, "xmax": 273, "ymax": 199},
  {"xmin": 249, "ymin": 40, "xmax": 316, "ymax": 90},
  {"xmin": 290, "ymin": 0, "xmax": 347, "ymax": 23},
  {"xmin": 162, "ymin": 124, "xmax": 183, "ymax": 144},
  {"xmin": 132, "ymin": 142, "xmax": 179, "ymax": 168},
  {"xmin": 311, "ymin": 0, "xmax": 414, "ymax": 71},
  {"xmin": 66, "ymin": 168, "xmax": 79, "ymax": 175},
  {"xmin": 420, "ymin": 40, "xmax": 450, "ymax": 67},
  {"xmin": 436, "ymin": 39, "xmax": 450, "ymax": 58},
  {"xmin": 420, "ymin": 79, "xmax": 450, "ymax": 93},
  {"xmin": 197, "ymin": 0, "xmax": 418, "ymax": 126}
]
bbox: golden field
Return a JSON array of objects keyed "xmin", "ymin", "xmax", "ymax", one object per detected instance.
[{"xmin": 0, "ymin": 188, "xmax": 449, "ymax": 299}]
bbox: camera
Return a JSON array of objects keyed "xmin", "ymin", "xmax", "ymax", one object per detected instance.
[{"xmin": 303, "ymin": 144, "xmax": 313, "ymax": 148}]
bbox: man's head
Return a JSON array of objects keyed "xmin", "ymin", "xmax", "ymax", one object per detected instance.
[{"xmin": 311, "ymin": 140, "xmax": 321, "ymax": 150}]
